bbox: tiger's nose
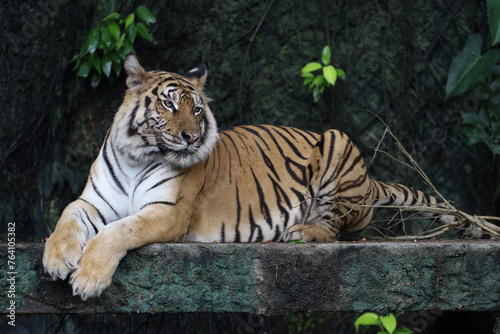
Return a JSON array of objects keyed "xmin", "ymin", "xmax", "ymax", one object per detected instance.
[{"xmin": 180, "ymin": 131, "xmax": 200, "ymax": 144}]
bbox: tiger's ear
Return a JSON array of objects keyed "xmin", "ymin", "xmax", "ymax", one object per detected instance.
[
  {"xmin": 124, "ymin": 54, "xmax": 149, "ymax": 89},
  {"xmin": 184, "ymin": 64, "xmax": 207, "ymax": 88}
]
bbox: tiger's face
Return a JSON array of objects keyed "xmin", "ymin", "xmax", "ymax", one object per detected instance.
[
  {"xmin": 114, "ymin": 55, "xmax": 218, "ymax": 168},
  {"xmin": 145, "ymin": 69, "xmax": 208, "ymax": 161}
]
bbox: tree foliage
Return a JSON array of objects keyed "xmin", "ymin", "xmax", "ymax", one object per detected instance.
[
  {"xmin": 445, "ymin": 0, "xmax": 500, "ymax": 155},
  {"xmin": 71, "ymin": 5, "xmax": 157, "ymax": 89}
]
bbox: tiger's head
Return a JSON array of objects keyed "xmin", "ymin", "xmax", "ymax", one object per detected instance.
[{"xmin": 113, "ymin": 54, "xmax": 218, "ymax": 169}]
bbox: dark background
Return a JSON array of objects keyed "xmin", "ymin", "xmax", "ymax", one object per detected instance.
[{"xmin": 1, "ymin": 1, "xmax": 499, "ymax": 333}]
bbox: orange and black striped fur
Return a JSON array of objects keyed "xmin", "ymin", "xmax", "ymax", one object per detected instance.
[{"xmin": 43, "ymin": 54, "xmax": 454, "ymax": 300}]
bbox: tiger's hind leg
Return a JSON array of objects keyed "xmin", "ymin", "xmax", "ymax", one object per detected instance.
[{"xmin": 287, "ymin": 130, "xmax": 374, "ymax": 242}]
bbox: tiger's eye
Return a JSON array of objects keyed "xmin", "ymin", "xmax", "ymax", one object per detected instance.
[
  {"xmin": 194, "ymin": 107, "xmax": 203, "ymax": 116},
  {"xmin": 162, "ymin": 100, "xmax": 174, "ymax": 110}
]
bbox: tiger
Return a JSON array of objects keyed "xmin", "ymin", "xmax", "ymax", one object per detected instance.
[{"xmin": 43, "ymin": 54, "xmax": 455, "ymax": 301}]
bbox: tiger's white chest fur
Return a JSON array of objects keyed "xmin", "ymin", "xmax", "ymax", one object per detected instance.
[{"xmin": 79, "ymin": 136, "xmax": 184, "ymax": 226}]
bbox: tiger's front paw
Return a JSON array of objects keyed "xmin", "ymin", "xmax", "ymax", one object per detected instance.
[
  {"xmin": 69, "ymin": 236, "xmax": 124, "ymax": 301},
  {"xmin": 43, "ymin": 226, "xmax": 85, "ymax": 281}
]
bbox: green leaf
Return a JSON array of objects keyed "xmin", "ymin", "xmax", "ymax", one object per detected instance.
[
  {"xmin": 463, "ymin": 108, "xmax": 490, "ymax": 145},
  {"xmin": 116, "ymin": 33, "xmax": 126, "ymax": 49},
  {"xmin": 462, "ymin": 107, "xmax": 490, "ymax": 128},
  {"xmin": 108, "ymin": 21, "xmax": 121, "ymax": 41},
  {"xmin": 312, "ymin": 87, "xmax": 321, "ymax": 102},
  {"xmin": 463, "ymin": 103, "xmax": 500, "ymax": 155},
  {"xmin": 85, "ymin": 28, "xmax": 100, "ymax": 55},
  {"xmin": 111, "ymin": 51, "xmax": 122, "ymax": 63},
  {"xmin": 69, "ymin": 54, "xmax": 79, "ymax": 63},
  {"xmin": 487, "ymin": 142, "xmax": 500, "ymax": 155},
  {"xmin": 125, "ymin": 13, "xmax": 135, "ymax": 28},
  {"xmin": 101, "ymin": 25, "xmax": 112, "ymax": 47},
  {"xmin": 488, "ymin": 0, "xmax": 500, "ymax": 46},
  {"xmin": 103, "ymin": 40, "xmax": 115, "ymax": 53},
  {"xmin": 137, "ymin": 22, "xmax": 154, "ymax": 42},
  {"xmin": 101, "ymin": 53, "xmax": 112, "ymax": 77},
  {"xmin": 122, "ymin": 39, "xmax": 135, "ymax": 55},
  {"xmin": 380, "ymin": 314, "xmax": 397, "ymax": 334},
  {"xmin": 323, "ymin": 65, "xmax": 337, "ymax": 86},
  {"xmin": 112, "ymin": 60, "xmax": 122, "ymax": 77},
  {"xmin": 136, "ymin": 6, "xmax": 156, "ymax": 24},
  {"xmin": 355, "ymin": 312, "xmax": 380, "ymax": 332},
  {"xmin": 101, "ymin": 12, "xmax": 120, "ymax": 22},
  {"xmin": 97, "ymin": 38, "xmax": 104, "ymax": 50},
  {"xmin": 322, "ymin": 45, "xmax": 331, "ymax": 65},
  {"xmin": 336, "ymin": 68, "xmax": 346, "ymax": 80},
  {"xmin": 77, "ymin": 61, "xmax": 91, "ymax": 78},
  {"xmin": 487, "ymin": 101, "xmax": 500, "ymax": 121},
  {"xmin": 290, "ymin": 239, "xmax": 306, "ymax": 243},
  {"xmin": 302, "ymin": 72, "xmax": 314, "ymax": 85},
  {"xmin": 302, "ymin": 62, "xmax": 322, "ymax": 73},
  {"xmin": 464, "ymin": 124, "xmax": 490, "ymax": 146},
  {"xmin": 126, "ymin": 22, "xmax": 137, "ymax": 42},
  {"xmin": 89, "ymin": 52, "xmax": 101, "ymax": 74},
  {"xmin": 90, "ymin": 71, "xmax": 101, "ymax": 89},
  {"xmin": 118, "ymin": 39, "xmax": 136, "ymax": 62},
  {"xmin": 72, "ymin": 58, "xmax": 82, "ymax": 71},
  {"xmin": 394, "ymin": 328, "xmax": 413, "ymax": 334},
  {"xmin": 78, "ymin": 39, "xmax": 89, "ymax": 57},
  {"xmin": 445, "ymin": 34, "xmax": 500, "ymax": 99},
  {"xmin": 310, "ymin": 75, "xmax": 324, "ymax": 89},
  {"xmin": 303, "ymin": 77, "xmax": 314, "ymax": 86}
]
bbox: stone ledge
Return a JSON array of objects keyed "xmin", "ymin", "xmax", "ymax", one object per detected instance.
[{"xmin": 1, "ymin": 241, "xmax": 499, "ymax": 315}]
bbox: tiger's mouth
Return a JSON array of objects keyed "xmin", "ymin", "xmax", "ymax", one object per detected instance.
[
  {"xmin": 154, "ymin": 131, "xmax": 209, "ymax": 168},
  {"xmin": 157, "ymin": 143, "xmax": 204, "ymax": 168},
  {"xmin": 158, "ymin": 141, "xmax": 200, "ymax": 158}
]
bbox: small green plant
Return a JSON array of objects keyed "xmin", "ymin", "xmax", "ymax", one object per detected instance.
[
  {"xmin": 301, "ymin": 45, "xmax": 345, "ymax": 102},
  {"xmin": 71, "ymin": 5, "xmax": 156, "ymax": 89},
  {"xmin": 354, "ymin": 312, "xmax": 412, "ymax": 334},
  {"xmin": 445, "ymin": 0, "xmax": 500, "ymax": 155},
  {"xmin": 284, "ymin": 312, "xmax": 332, "ymax": 334}
]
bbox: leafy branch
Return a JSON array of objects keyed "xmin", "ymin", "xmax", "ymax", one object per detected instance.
[
  {"xmin": 445, "ymin": 0, "xmax": 500, "ymax": 155},
  {"xmin": 301, "ymin": 46, "xmax": 345, "ymax": 102},
  {"xmin": 71, "ymin": 6, "xmax": 156, "ymax": 89}
]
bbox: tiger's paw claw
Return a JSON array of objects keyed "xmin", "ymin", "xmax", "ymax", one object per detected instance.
[
  {"xmin": 70, "ymin": 260, "xmax": 112, "ymax": 301},
  {"xmin": 43, "ymin": 232, "xmax": 84, "ymax": 281},
  {"xmin": 69, "ymin": 236, "xmax": 121, "ymax": 301}
]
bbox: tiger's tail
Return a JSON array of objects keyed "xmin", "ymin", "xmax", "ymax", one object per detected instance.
[{"xmin": 368, "ymin": 179, "xmax": 456, "ymax": 224}]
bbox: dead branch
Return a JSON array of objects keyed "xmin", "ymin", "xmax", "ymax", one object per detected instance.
[{"xmin": 344, "ymin": 112, "xmax": 500, "ymax": 239}]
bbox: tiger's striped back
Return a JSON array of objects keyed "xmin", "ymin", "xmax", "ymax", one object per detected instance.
[
  {"xmin": 185, "ymin": 125, "xmax": 318, "ymax": 242},
  {"xmin": 184, "ymin": 125, "xmax": 454, "ymax": 243}
]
